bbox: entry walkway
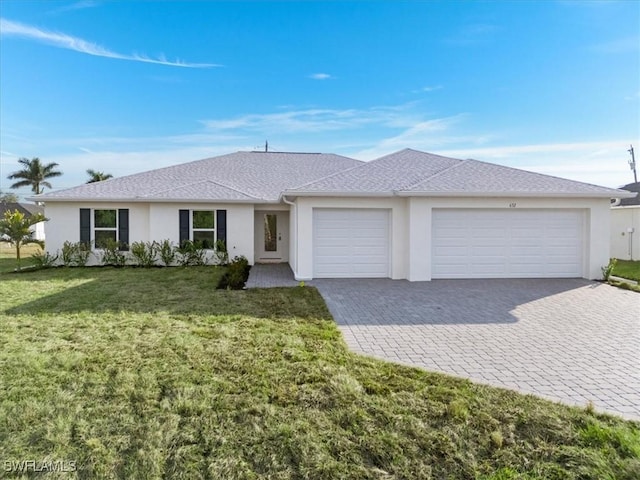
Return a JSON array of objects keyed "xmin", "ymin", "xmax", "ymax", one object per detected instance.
[{"xmin": 246, "ymin": 263, "xmax": 300, "ymax": 288}]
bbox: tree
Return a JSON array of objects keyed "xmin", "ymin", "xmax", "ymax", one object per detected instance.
[
  {"xmin": 0, "ymin": 190, "xmax": 19, "ymax": 204},
  {"xmin": 7, "ymin": 157, "xmax": 62, "ymax": 195},
  {"xmin": 0, "ymin": 210, "xmax": 47, "ymax": 266},
  {"xmin": 86, "ymin": 169, "xmax": 113, "ymax": 183}
]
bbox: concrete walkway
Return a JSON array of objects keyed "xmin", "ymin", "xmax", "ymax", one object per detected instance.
[
  {"xmin": 245, "ymin": 265, "xmax": 640, "ymax": 420},
  {"xmin": 246, "ymin": 263, "xmax": 301, "ymax": 288}
]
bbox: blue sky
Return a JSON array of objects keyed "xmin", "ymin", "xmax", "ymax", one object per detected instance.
[{"xmin": 1, "ymin": 0, "xmax": 639, "ymax": 198}]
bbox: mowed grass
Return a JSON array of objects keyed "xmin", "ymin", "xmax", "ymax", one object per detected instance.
[
  {"xmin": 0, "ymin": 243, "xmax": 42, "ymax": 268},
  {"xmin": 612, "ymin": 259, "xmax": 640, "ymax": 282},
  {"xmin": 1, "ymin": 263, "xmax": 639, "ymax": 479}
]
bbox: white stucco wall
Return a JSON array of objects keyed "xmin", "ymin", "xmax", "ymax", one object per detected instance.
[
  {"xmin": 44, "ymin": 202, "xmax": 254, "ymax": 265},
  {"xmin": 44, "ymin": 202, "xmax": 149, "ymax": 265},
  {"xmin": 148, "ymin": 203, "xmax": 255, "ymax": 264},
  {"xmin": 292, "ymin": 196, "xmax": 612, "ymax": 281},
  {"xmin": 610, "ymin": 206, "xmax": 640, "ymax": 260}
]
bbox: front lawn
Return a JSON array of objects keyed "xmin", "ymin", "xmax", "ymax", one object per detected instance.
[
  {"xmin": 1, "ymin": 266, "xmax": 638, "ymax": 479},
  {"xmin": 612, "ymin": 259, "xmax": 640, "ymax": 282}
]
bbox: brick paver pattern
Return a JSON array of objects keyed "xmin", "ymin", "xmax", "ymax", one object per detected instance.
[{"xmin": 248, "ymin": 266, "xmax": 640, "ymax": 421}]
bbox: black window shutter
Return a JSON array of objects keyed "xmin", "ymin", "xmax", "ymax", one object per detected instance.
[
  {"xmin": 80, "ymin": 209, "xmax": 91, "ymax": 245},
  {"xmin": 216, "ymin": 210, "xmax": 227, "ymax": 246},
  {"xmin": 118, "ymin": 209, "xmax": 129, "ymax": 250},
  {"xmin": 179, "ymin": 209, "xmax": 190, "ymax": 246}
]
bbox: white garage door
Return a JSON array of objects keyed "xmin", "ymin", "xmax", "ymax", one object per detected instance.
[
  {"xmin": 313, "ymin": 209, "xmax": 390, "ymax": 278},
  {"xmin": 432, "ymin": 209, "xmax": 584, "ymax": 279}
]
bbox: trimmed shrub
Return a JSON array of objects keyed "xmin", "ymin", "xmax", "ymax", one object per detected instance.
[
  {"xmin": 130, "ymin": 241, "xmax": 157, "ymax": 267},
  {"xmin": 100, "ymin": 239, "xmax": 128, "ymax": 267},
  {"xmin": 30, "ymin": 250, "xmax": 59, "ymax": 269},
  {"xmin": 61, "ymin": 241, "xmax": 92, "ymax": 267},
  {"xmin": 218, "ymin": 255, "xmax": 251, "ymax": 290},
  {"xmin": 158, "ymin": 239, "xmax": 177, "ymax": 266},
  {"xmin": 177, "ymin": 240, "xmax": 206, "ymax": 266}
]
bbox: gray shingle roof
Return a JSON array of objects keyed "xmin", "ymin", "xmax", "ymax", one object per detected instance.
[
  {"xmin": 37, "ymin": 151, "xmax": 363, "ymax": 202},
  {"xmin": 618, "ymin": 182, "xmax": 640, "ymax": 206},
  {"xmin": 0, "ymin": 202, "xmax": 44, "ymax": 217},
  {"xmin": 286, "ymin": 148, "xmax": 633, "ymax": 198},
  {"xmin": 36, "ymin": 148, "xmax": 633, "ymax": 202},
  {"xmin": 287, "ymin": 149, "xmax": 461, "ymax": 193}
]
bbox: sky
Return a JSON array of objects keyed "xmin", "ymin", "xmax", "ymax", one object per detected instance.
[{"xmin": 1, "ymin": 0, "xmax": 639, "ymax": 199}]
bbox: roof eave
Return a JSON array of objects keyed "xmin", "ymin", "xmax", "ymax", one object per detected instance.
[
  {"xmin": 29, "ymin": 196, "xmax": 263, "ymax": 204},
  {"xmin": 395, "ymin": 190, "xmax": 637, "ymax": 199}
]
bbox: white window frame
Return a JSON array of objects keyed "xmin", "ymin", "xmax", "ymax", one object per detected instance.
[
  {"xmin": 191, "ymin": 209, "xmax": 216, "ymax": 249},
  {"xmin": 93, "ymin": 209, "xmax": 118, "ymax": 249}
]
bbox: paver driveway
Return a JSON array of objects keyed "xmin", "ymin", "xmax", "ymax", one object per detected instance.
[{"xmin": 313, "ymin": 278, "xmax": 640, "ymax": 421}]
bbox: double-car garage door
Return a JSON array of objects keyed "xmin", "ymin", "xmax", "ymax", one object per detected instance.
[
  {"xmin": 312, "ymin": 207, "xmax": 584, "ymax": 279},
  {"xmin": 432, "ymin": 209, "xmax": 584, "ymax": 278}
]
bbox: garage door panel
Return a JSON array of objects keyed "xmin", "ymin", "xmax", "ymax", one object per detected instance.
[
  {"xmin": 435, "ymin": 246, "xmax": 468, "ymax": 256},
  {"xmin": 471, "ymin": 246, "xmax": 506, "ymax": 256},
  {"xmin": 433, "ymin": 209, "xmax": 583, "ymax": 279},
  {"xmin": 313, "ymin": 209, "xmax": 390, "ymax": 278}
]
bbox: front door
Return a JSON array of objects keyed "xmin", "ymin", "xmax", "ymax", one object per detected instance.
[{"xmin": 255, "ymin": 211, "xmax": 289, "ymax": 262}]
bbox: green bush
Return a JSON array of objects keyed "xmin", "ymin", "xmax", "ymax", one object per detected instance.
[
  {"xmin": 61, "ymin": 241, "xmax": 92, "ymax": 267},
  {"xmin": 130, "ymin": 241, "xmax": 157, "ymax": 267},
  {"xmin": 218, "ymin": 255, "xmax": 251, "ymax": 289},
  {"xmin": 100, "ymin": 239, "xmax": 128, "ymax": 267},
  {"xmin": 602, "ymin": 258, "xmax": 618, "ymax": 281},
  {"xmin": 177, "ymin": 240, "xmax": 206, "ymax": 266},
  {"xmin": 157, "ymin": 239, "xmax": 176, "ymax": 266},
  {"xmin": 30, "ymin": 250, "xmax": 59, "ymax": 269},
  {"xmin": 214, "ymin": 239, "xmax": 229, "ymax": 266}
]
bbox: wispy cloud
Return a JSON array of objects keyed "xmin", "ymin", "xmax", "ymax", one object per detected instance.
[
  {"xmin": 0, "ymin": 18, "xmax": 220, "ymax": 68},
  {"xmin": 308, "ymin": 73, "xmax": 333, "ymax": 80},
  {"xmin": 202, "ymin": 104, "xmax": 422, "ymax": 133},
  {"xmin": 50, "ymin": 1, "xmax": 101, "ymax": 14},
  {"xmin": 412, "ymin": 85, "xmax": 443, "ymax": 93}
]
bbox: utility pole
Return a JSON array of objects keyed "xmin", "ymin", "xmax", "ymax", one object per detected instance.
[{"xmin": 629, "ymin": 145, "xmax": 637, "ymax": 184}]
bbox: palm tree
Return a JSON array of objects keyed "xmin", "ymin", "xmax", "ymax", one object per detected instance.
[
  {"xmin": 7, "ymin": 157, "xmax": 62, "ymax": 195},
  {"xmin": 86, "ymin": 169, "xmax": 114, "ymax": 183}
]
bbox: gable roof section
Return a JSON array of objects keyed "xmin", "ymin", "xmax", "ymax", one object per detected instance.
[
  {"xmin": 285, "ymin": 148, "xmax": 633, "ymax": 198},
  {"xmin": 0, "ymin": 202, "xmax": 44, "ymax": 217},
  {"xmin": 36, "ymin": 151, "xmax": 363, "ymax": 202},
  {"xmin": 286, "ymin": 149, "xmax": 462, "ymax": 194},
  {"xmin": 618, "ymin": 182, "xmax": 640, "ymax": 206}
]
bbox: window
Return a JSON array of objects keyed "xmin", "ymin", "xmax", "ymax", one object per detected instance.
[
  {"xmin": 94, "ymin": 209, "xmax": 117, "ymax": 248},
  {"xmin": 179, "ymin": 209, "xmax": 226, "ymax": 249},
  {"xmin": 192, "ymin": 210, "xmax": 215, "ymax": 249},
  {"xmin": 80, "ymin": 208, "xmax": 129, "ymax": 250}
]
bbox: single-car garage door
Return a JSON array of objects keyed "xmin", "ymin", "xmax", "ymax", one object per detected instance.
[
  {"xmin": 432, "ymin": 209, "xmax": 584, "ymax": 279},
  {"xmin": 313, "ymin": 209, "xmax": 390, "ymax": 278}
]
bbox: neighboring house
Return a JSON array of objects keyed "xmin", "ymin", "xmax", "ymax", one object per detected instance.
[
  {"xmin": 0, "ymin": 202, "xmax": 46, "ymax": 241},
  {"xmin": 33, "ymin": 148, "xmax": 634, "ymax": 280},
  {"xmin": 611, "ymin": 181, "xmax": 640, "ymax": 260}
]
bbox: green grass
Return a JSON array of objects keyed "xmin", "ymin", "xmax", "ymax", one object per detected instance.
[
  {"xmin": 612, "ymin": 259, "xmax": 640, "ymax": 282},
  {"xmin": 1, "ymin": 264, "xmax": 639, "ymax": 479}
]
